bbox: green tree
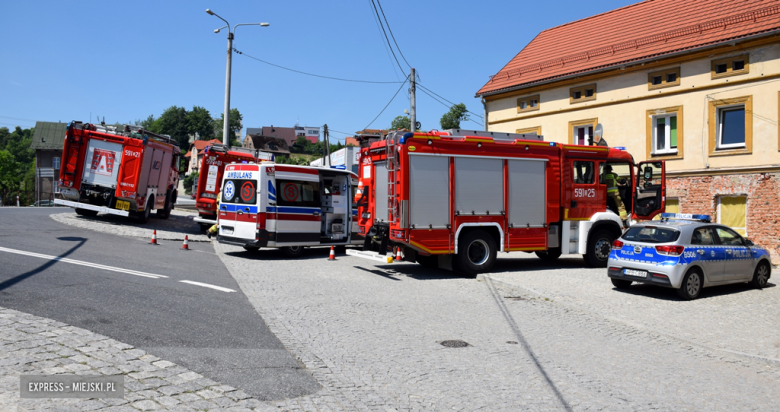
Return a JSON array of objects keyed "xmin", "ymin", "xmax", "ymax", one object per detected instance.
[
  {"xmin": 214, "ymin": 108, "xmax": 243, "ymax": 146},
  {"xmin": 5, "ymin": 126, "xmax": 34, "ymax": 165},
  {"xmin": 292, "ymin": 136, "xmax": 315, "ymax": 154},
  {"xmin": 187, "ymin": 106, "xmax": 214, "ymax": 141},
  {"xmin": 0, "ymin": 127, "xmax": 11, "ymax": 150},
  {"xmin": 439, "ymin": 103, "xmax": 469, "ymax": 130},
  {"xmin": 157, "ymin": 106, "xmax": 190, "ymax": 149},
  {"xmin": 135, "ymin": 115, "xmax": 160, "ymax": 133},
  {"xmin": 182, "ymin": 171, "xmax": 199, "ymax": 195},
  {"xmin": 390, "ymin": 115, "xmax": 410, "ymax": 130}
]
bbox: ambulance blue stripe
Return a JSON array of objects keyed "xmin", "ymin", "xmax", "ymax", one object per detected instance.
[{"xmin": 222, "ymin": 204, "xmax": 259, "ymax": 213}]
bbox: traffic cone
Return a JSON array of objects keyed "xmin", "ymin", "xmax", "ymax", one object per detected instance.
[
  {"xmin": 149, "ymin": 230, "xmax": 158, "ymax": 245},
  {"xmin": 328, "ymin": 246, "xmax": 336, "ymax": 261},
  {"xmin": 395, "ymin": 248, "xmax": 402, "ymax": 262},
  {"xmin": 181, "ymin": 235, "xmax": 189, "ymax": 250}
]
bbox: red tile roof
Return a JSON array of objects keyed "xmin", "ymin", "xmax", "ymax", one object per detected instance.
[
  {"xmin": 477, "ymin": 0, "xmax": 780, "ymax": 96},
  {"xmin": 189, "ymin": 139, "xmax": 222, "ymax": 155}
]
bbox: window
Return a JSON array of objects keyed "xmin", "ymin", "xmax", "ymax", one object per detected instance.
[
  {"xmin": 718, "ymin": 196, "xmax": 746, "ymax": 236},
  {"xmin": 52, "ymin": 157, "xmax": 61, "ymax": 169},
  {"xmin": 573, "ymin": 161, "xmax": 595, "ymax": 184},
  {"xmin": 690, "ymin": 227, "xmax": 715, "ymax": 245},
  {"xmin": 53, "ymin": 181, "xmax": 59, "ymax": 194},
  {"xmin": 221, "ymin": 179, "xmax": 257, "ymax": 205},
  {"xmin": 623, "ymin": 226, "xmax": 680, "ymax": 243},
  {"xmin": 715, "ymin": 227, "xmax": 744, "ymax": 246},
  {"xmin": 277, "ymin": 180, "xmax": 320, "ymax": 207},
  {"xmin": 517, "ymin": 95, "xmax": 540, "ymax": 113},
  {"xmin": 652, "ymin": 114, "xmax": 678, "ymax": 155},
  {"xmin": 647, "ymin": 67, "xmax": 680, "ymax": 90},
  {"xmin": 515, "ymin": 126, "xmax": 541, "ymax": 138},
  {"xmin": 711, "ymin": 54, "xmax": 749, "ymax": 79},
  {"xmin": 708, "ymin": 96, "xmax": 751, "ymax": 155},
  {"xmin": 569, "ymin": 118, "xmax": 597, "ymax": 145},
  {"xmin": 654, "ymin": 198, "xmax": 678, "ymax": 220},
  {"xmin": 570, "ymin": 84, "xmax": 596, "ymax": 103}
]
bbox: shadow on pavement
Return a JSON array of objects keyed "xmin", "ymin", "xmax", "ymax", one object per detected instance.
[
  {"xmin": 0, "ymin": 237, "xmax": 86, "ymax": 291},
  {"xmin": 612, "ymin": 280, "xmax": 776, "ymax": 301}
]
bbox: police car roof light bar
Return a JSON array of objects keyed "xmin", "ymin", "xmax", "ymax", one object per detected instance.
[{"xmin": 660, "ymin": 213, "xmax": 712, "ymax": 223}]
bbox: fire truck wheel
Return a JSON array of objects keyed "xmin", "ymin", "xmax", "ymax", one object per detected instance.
[
  {"xmin": 416, "ymin": 255, "xmax": 438, "ymax": 269},
  {"xmin": 584, "ymin": 229, "xmax": 614, "ymax": 268},
  {"xmin": 535, "ymin": 248, "xmax": 562, "ymax": 261},
  {"xmin": 75, "ymin": 208, "xmax": 98, "ymax": 217},
  {"xmin": 136, "ymin": 196, "xmax": 153, "ymax": 224},
  {"xmin": 456, "ymin": 230, "xmax": 497, "ymax": 277},
  {"xmin": 156, "ymin": 192, "xmax": 172, "ymax": 219},
  {"xmin": 281, "ymin": 246, "xmax": 305, "ymax": 258}
]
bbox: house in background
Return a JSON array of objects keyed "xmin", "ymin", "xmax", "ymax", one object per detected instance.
[
  {"xmin": 246, "ymin": 125, "xmax": 320, "ymax": 147},
  {"xmin": 29, "ymin": 121, "xmax": 67, "ymax": 203},
  {"xmin": 477, "ymin": 0, "xmax": 780, "ymax": 261},
  {"xmin": 183, "ymin": 139, "xmax": 222, "ymax": 175}
]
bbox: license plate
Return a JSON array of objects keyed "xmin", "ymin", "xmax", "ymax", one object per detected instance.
[
  {"xmin": 624, "ymin": 269, "xmax": 648, "ymax": 278},
  {"xmin": 222, "ymin": 226, "xmax": 234, "ymax": 235},
  {"xmin": 115, "ymin": 200, "xmax": 130, "ymax": 211}
]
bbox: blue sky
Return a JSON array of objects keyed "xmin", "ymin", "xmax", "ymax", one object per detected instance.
[{"xmin": 0, "ymin": 0, "xmax": 633, "ymax": 142}]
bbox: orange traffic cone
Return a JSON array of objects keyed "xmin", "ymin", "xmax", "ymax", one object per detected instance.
[
  {"xmin": 328, "ymin": 246, "xmax": 336, "ymax": 261},
  {"xmin": 395, "ymin": 248, "xmax": 402, "ymax": 262},
  {"xmin": 149, "ymin": 230, "xmax": 158, "ymax": 245},
  {"xmin": 182, "ymin": 235, "xmax": 189, "ymax": 250}
]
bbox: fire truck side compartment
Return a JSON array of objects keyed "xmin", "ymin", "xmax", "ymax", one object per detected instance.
[
  {"xmin": 137, "ymin": 145, "xmax": 154, "ymax": 197},
  {"xmin": 81, "ymin": 139, "xmax": 123, "ymax": 189},
  {"xmin": 374, "ymin": 162, "xmax": 389, "ymax": 223},
  {"xmin": 507, "ymin": 159, "xmax": 547, "ymax": 228},
  {"xmin": 454, "ymin": 157, "xmax": 503, "ymax": 216},
  {"xmin": 409, "ymin": 155, "xmax": 450, "ymax": 229}
]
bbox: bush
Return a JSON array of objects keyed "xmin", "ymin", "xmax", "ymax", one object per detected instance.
[{"xmin": 182, "ymin": 171, "xmax": 198, "ymax": 194}]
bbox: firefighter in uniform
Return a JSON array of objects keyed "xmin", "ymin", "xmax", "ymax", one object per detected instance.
[
  {"xmin": 604, "ymin": 165, "xmax": 627, "ymax": 222},
  {"xmin": 207, "ymin": 192, "xmax": 220, "ymax": 239}
]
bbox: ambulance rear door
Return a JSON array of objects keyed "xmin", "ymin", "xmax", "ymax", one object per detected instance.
[
  {"xmin": 219, "ymin": 166, "xmax": 259, "ymax": 240},
  {"xmin": 273, "ymin": 166, "xmax": 322, "ymax": 245}
]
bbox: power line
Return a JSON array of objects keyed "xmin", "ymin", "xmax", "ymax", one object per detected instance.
[
  {"xmin": 367, "ymin": 0, "xmax": 402, "ymax": 81},
  {"xmin": 417, "ymin": 87, "xmax": 484, "ymax": 127},
  {"xmin": 417, "ymin": 84, "xmax": 485, "ymax": 120},
  {"xmin": 375, "ymin": 0, "xmax": 412, "ymax": 69},
  {"xmin": 0, "ymin": 115, "xmax": 38, "ymax": 123},
  {"xmin": 233, "ymin": 48, "xmax": 403, "ymax": 84},
  {"xmin": 365, "ymin": 76, "xmax": 409, "ymax": 130},
  {"xmin": 368, "ymin": 0, "xmax": 405, "ymax": 74}
]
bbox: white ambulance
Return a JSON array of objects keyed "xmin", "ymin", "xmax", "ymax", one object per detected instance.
[{"xmin": 216, "ymin": 162, "xmax": 362, "ymax": 256}]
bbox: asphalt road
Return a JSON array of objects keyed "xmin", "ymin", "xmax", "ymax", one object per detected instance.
[{"xmin": 0, "ymin": 207, "xmax": 319, "ymax": 401}]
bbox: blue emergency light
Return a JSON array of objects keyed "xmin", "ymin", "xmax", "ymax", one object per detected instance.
[
  {"xmin": 549, "ymin": 142, "xmax": 556, "ymax": 146},
  {"xmin": 660, "ymin": 213, "xmax": 712, "ymax": 223},
  {"xmin": 615, "ymin": 146, "xmax": 626, "ymax": 150},
  {"xmin": 331, "ymin": 165, "xmax": 347, "ymax": 170}
]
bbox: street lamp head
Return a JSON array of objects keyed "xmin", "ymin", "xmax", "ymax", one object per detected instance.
[
  {"xmin": 260, "ymin": 22, "xmax": 270, "ymax": 27},
  {"xmin": 214, "ymin": 28, "xmax": 220, "ymax": 33},
  {"xmin": 206, "ymin": 9, "xmax": 214, "ymax": 15}
]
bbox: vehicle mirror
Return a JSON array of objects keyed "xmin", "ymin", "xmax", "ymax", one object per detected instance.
[
  {"xmin": 746, "ymin": 239, "xmax": 754, "ymax": 246},
  {"xmin": 643, "ymin": 166, "xmax": 653, "ymax": 180}
]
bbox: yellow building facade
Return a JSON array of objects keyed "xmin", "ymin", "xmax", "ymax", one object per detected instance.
[{"xmin": 482, "ymin": 36, "xmax": 780, "ymax": 261}]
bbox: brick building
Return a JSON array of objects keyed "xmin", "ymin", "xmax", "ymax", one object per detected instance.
[{"xmin": 477, "ymin": 0, "xmax": 780, "ymax": 262}]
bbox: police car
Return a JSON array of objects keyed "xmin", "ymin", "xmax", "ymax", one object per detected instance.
[{"xmin": 608, "ymin": 213, "xmax": 771, "ymax": 300}]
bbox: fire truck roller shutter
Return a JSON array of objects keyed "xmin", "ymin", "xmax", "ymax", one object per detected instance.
[
  {"xmin": 137, "ymin": 146, "xmax": 154, "ymax": 196},
  {"xmin": 455, "ymin": 157, "xmax": 503, "ymax": 216},
  {"xmin": 81, "ymin": 139, "xmax": 123, "ymax": 189},
  {"xmin": 374, "ymin": 162, "xmax": 389, "ymax": 223},
  {"xmin": 409, "ymin": 155, "xmax": 450, "ymax": 229},
  {"xmin": 508, "ymin": 159, "xmax": 547, "ymax": 228}
]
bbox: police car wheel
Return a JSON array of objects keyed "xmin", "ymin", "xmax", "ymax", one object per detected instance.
[
  {"xmin": 584, "ymin": 229, "xmax": 614, "ymax": 268},
  {"xmin": 281, "ymin": 246, "xmax": 304, "ymax": 258},
  {"xmin": 750, "ymin": 261, "xmax": 770, "ymax": 289},
  {"xmin": 677, "ymin": 269, "xmax": 702, "ymax": 300},
  {"xmin": 611, "ymin": 278, "xmax": 632, "ymax": 289},
  {"xmin": 455, "ymin": 230, "xmax": 497, "ymax": 277}
]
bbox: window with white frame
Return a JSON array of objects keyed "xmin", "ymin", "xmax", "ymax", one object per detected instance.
[
  {"xmin": 652, "ymin": 114, "xmax": 678, "ymax": 155},
  {"xmin": 573, "ymin": 125, "xmax": 593, "ymax": 146},
  {"xmin": 717, "ymin": 105, "xmax": 746, "ymax": 149},
  {"xmin": 52, "ymin": 157, "xmax": 61, "ymax": 169}
]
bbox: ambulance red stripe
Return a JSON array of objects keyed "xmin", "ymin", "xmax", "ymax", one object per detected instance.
[{"xmin": 274, "ymin": 165, "xmax": 319, "ymax": 175}]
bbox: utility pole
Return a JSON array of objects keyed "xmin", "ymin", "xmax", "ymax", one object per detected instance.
[
  {"xmin": 323, "ymin": 124, "xmax": 330, "ymax": 167},
  {"xmin": 222, "ymin": 32, "xmax": 233, "ymax": 144},
  {"xmin": 409, "ymin": 68, "xmax": 416, "ymax": 132}
]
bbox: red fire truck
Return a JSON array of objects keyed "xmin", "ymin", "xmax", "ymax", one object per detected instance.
[
  {"xmin": 191, "ymin": 143, "xmax": 274, "ymax": 231},
  {"xmin": 55, "ymin": 121, "xmax": 182, "ymax": 223},
  {"xmin": 350, "ymin": 129, "xmax": 666, "ymax": 275}
]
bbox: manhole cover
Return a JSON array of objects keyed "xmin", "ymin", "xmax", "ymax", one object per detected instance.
[{"xmin": 440, "ymin": 340, "xmax": 470, "ymax": 348}]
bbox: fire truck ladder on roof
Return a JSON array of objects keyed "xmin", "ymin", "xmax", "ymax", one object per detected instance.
[{"xmin": 385, "ymin": 132, "xmax": 400, "ymax": 225}]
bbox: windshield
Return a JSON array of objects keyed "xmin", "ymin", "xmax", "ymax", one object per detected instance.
[{"xmin": 622, "ymin": 226, "xmax": 680, "ymax": 244}]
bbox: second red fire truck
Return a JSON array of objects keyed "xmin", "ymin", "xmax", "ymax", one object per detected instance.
[{"xmin": 350, "ymin": 129, "xmax": 666, "ymax": 275}]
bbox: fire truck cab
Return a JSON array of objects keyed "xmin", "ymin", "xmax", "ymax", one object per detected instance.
[
  {"xmin": 216, "ymin": 163, "xmax": 363, "ymax": 255},
  {"xmin": 352, "ymin": 130, "xmax": 665, "ymax": 275}
]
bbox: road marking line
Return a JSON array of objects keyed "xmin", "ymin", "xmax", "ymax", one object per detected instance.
[
  {"xmin": 179, "ymin": 280, "xmax": 236, "ymax": 293},
  {"xmin": 0, "ymin": 246, "xmax": 167, "ymax": 279}
]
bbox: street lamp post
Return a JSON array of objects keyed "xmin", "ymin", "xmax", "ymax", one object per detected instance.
[{"xmin": 206, "ymin": 9, "xmax": 269, "ymax": 144}]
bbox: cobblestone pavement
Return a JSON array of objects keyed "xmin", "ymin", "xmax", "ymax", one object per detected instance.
[
  {"xmin": 51, "ymin": 210, "xmax": 209, "ymax": 242},
  {"xmin": 484, "ymin": 254, "xmax": 780, "ymax": 362},
  {"xmin": 0, "ymin": 306, "xmax": 281, "ymax": 412},
  {"xmin": 214, "ymin": 244, "xmax": 780, "ymax": 411}
]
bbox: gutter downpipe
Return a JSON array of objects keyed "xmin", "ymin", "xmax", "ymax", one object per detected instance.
[
  {"xmin": 476, "ymin": 31, "xmax": 780, "ymax": 100},
  {"xmin": 481, "ymin": 97, "xmax": 488, "ymax": 132}
]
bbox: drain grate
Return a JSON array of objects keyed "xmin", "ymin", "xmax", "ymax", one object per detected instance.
[{"xmin": 440, "ymin": 340, "xmax": 470, "ymax": 348}]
